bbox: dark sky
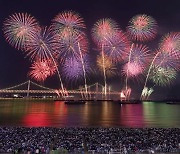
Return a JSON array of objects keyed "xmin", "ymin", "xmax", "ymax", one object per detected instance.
[{"xmin": 0, "ymin": 0, "xmax": 180, "ymax": 99}]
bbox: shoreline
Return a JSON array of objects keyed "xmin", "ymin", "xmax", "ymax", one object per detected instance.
[{"xmin": 0, "ymin": 97, "xmax": 180, "ymax": 102}]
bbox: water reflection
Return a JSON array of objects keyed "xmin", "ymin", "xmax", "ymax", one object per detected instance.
[
  {"xmin": 143, "ymin": 102, "xmax": 180, "ymax": 127},
  {"xmin": 0, "ymin": 101, "xmax": 179, "ymax": 127},
  {"xmin": 120, "ymin": 104, "xmax": 145, "ymax": 127},
  {"xmin": 23, "ymin": 113, "xmax": 51, "ymax": 127}
]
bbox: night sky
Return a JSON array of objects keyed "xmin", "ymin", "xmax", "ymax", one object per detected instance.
[{"xmin": 0, "ymin": 0, "xmax": 180, "ymax": 100}]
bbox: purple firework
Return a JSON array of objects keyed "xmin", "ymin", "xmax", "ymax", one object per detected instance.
[
  {"xmin": 124, "ymin": 44, "xmax": 151, "ymax": 70},
  {"xmin": 153, "ymin": 50, "xmax": 180, "ymax": 70},
  {"xmin": 62, "ymin": 55, "xmax": 91, "ymax": 82},
  {"xmin": 58, "ymin": 33, "xmax": 88, "ymax": 58},
  {"xmin": 159, "ymin": 32, "xmax": 180, "ymax": 53},
  {"xmin": 25, "ymin": 27, "xmax": 58, "ymax": 60},
  {"xmin": 101, "ymin": 31, "xmax": 130, "ymax": 62},
  {"xmin": 127, "ymin": 14, "xmax": 158, "ymax": 41}
]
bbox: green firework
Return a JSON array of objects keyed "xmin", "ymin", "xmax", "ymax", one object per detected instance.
[{"xmin": 150, "ymin": 66, "xmax": 177, "ymax": 86}]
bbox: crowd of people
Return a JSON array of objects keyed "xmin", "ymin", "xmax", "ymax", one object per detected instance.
[{"xmin": 0, "ymin": 127, "xmax": 179, "ymax": 153}]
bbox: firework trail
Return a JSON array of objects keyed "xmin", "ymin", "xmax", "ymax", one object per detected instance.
[
  {"xmin": 141, "ymin": 32, "xmax": 180, "ymax": 99},
  {"xmin": 52, "ymin": 11, "xmax": 89, "ymax": 97},
  {"xmin": 143, "ymin": 51, "xmax": 178, "ymax": 97},
  {"xmin": 127, "ymin": 14, "xmax": 157, "ymax": 41},
  {"xmin": 78, "ymin": 42, "xmax": 88, "ymax": 94},
  {"xmin": 58, "ymin": 33, "xmax": 88, "ymax": 97},
  {"xmin": 141, "ymin": 47, "xmax": 180, "ymax": 100},
  {"xmin": 92, "ymin": 18, "xmax": 119, "ymax": 96},
  {"xmin": 140, "ymin": 51, "xmax": 160, "ymax": 100},
  {"xmin": 124, "ymin": 44, "xmax": 151, "ymax": 67},
  {"xmin": 102, "ymin": 44, "xmax": 107, "ymax": 96},
  {"xmin": 125, "ymin": 44, "xmax": 134, "ymax": 94},
  {"xmin": 29, "ymin": 58, "xmax": 56, "ymax": 82},
  {"xmin": 97, "ymin": 53, "xmax": 116, "ymax": 97},
  {"xmin": 153, "ymin": 51, "xmax": 180, "ymax": 70},
  {"xmin": 123, "ymin": 44, "xmax": 151, "ymax": 99},
  {"xmin": 58, "ymin": 33, "xmax": 88, "ymax": 58},
  {"xmin": 141, "ymin": 87, "xmax": 154, "ymax": 100},
  {"xmin": 25, "ymin": 27, "xmax": 58, "ymax": 60},
  {"xmin": 97, "ymin": 54, "xmax": 116, "ymax": 77},
  {"xmin": 3, "ymin": 13, "xmax": 40, "ymax": 50},
  {"xmin": 25, "ymin": 27, "xmax": 65, "ymax": 94}
]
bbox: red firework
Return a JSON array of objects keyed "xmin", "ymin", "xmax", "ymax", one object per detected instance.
[
  {"xmin": 92, "ymin": 18, "xmax": 119, "ymax": 44},
  {"xmin": 123, "ymin": 44, "xmax": 151, "ymax": 78},
  {"xmin": 51, "ymin": 10, "xmax": 85, "ymax": 39},
  {"xmin": 122, "ymin": 62, "xmax": 144, "ymax": 78},
  {"xmin": 127, "ymin": 14, "xmax": 157, "ymax": 41},
  {"xmin": 28, "ymin": 59, "xmax": 57, "ymax": 82},
  {"xmin": 159, "ymin": 32, "xmax": 180, "ymax": 56},
  {"xmin": 3, "ymin": 13, "xmax": 40, "ymax": 50}
]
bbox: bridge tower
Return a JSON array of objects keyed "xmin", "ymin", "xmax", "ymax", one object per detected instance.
[
  {"xmin": 108, "ymin": 86, "xmax": 111, "ymax": 100},
  {"xmin": 27, "ymin": 80, "xmax": 30, "ymax": 97},
  {"xmin": 95, "ymin": 82, "xmax": 98, "ymax": 100}
]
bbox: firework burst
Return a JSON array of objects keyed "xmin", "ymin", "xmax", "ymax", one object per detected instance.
[
  {"xmin": 29, "ymin": 59, "xmax": 57, "ymax": 82},
  {"xmin": 122, "ymin": 62, "xmax": 143, "ymax": 78},
  {"xmin": 25, "ymin": 27, "xmax": 58, "ymax": 60},
  {"xmin": 127, "ymin": 44, "xmax": 150, "ymax": 64},
  {"xmin": 101, "ymin": 31, "xmax": 130, "ymax": 62},
  {"xmin": 159, "ymin": 32, "xmax": 180, "ymax": 57},
  {"xmin": 92, "ymin": 18, "xmax": 119, "ymax": 44},
  {"xmin": 127, "ymin": 14, "xmax": 157, "ymax": 41},
  {"xmin": 153, "ymin": 50, "xmax": 180, "ymax": 70},
  {"xmin": 58, "ymin": 33, "xmax": 88, "ymax": 58},
  {"xmin": 123, "ymin": 44, "xmax": 151, "ymax": 77},
  {"xmin": 3, "ymin": 13, "xmax": 40, "ymax": 50},
  {"xmin": 51, "ymin": 11, "xmax": 85, "ymax": 39},
  {"xmin": 150, "ymin": 66, "xmax": 177, "ymax": 87},
  {"xmin": 62, "ymin": 55, "xmax": 91, "ymax": 82},
  {"xmin": 97, "ymin": 54, "xmax": 116, "ymax": 77},
  {"xmin": 92, "ymin": 18, "xmax": 119, "ymax": 96},
  {"xmin": 52, "ymin": 12, "xmax": 88, "ymax": 95},
  {"xmin": 25, "ymin": 26, "xmax": 66, "ymax": 93},
  {"xmin": 123, "ymin": 44, "xmax": 151, "ymax": 94}
]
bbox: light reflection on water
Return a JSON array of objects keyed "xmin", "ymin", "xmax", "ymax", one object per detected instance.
[{"xmin": 0, "ymin": 101, "xmax": 179, "ymax": 127}]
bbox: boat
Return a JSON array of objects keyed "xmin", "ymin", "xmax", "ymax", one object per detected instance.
[
  {"xmin": 166, "ymin": 102, "xmax": 180, "ymax": 105},
  {"xmin": 64, "ymin": 100, "xmax": 86, "ymax": 105}
]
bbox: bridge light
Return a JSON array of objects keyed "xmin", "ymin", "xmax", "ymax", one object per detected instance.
[{"xmin": 13, "ymin": 94, "xmax": 19, "ymax": 98}]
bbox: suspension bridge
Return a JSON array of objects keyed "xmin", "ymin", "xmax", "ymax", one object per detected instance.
[{"xmin": 0, "ymin": 80, "xmax": 124, "ymax": 100}]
